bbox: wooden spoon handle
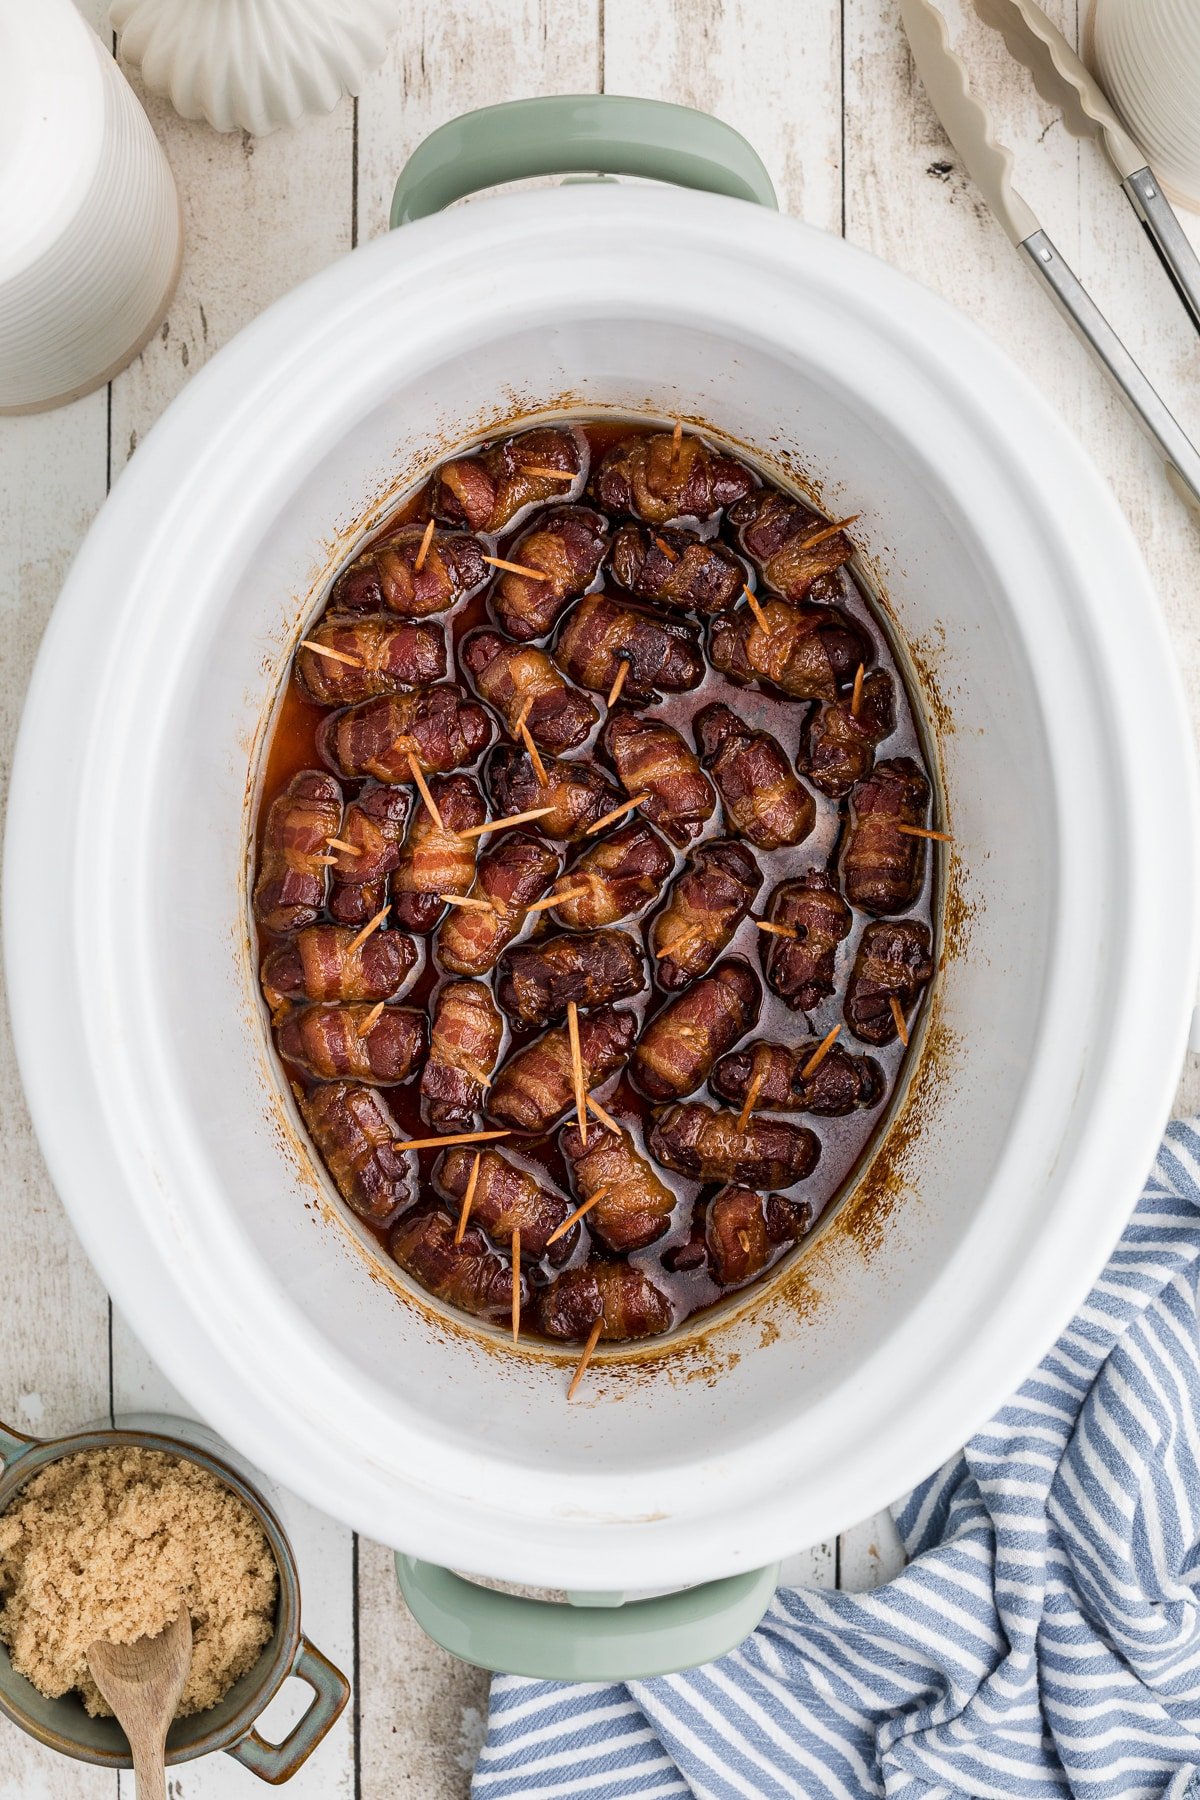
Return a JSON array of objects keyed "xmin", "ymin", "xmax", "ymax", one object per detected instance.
[{"xmin": 130, "ymin": 1735, "xmax": 168, "ymax": 1800}]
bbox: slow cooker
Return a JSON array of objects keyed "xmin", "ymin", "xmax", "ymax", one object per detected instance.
[{"xmin": 6, "ymin": 96, "xmax": 1196, "ymax": 1671}]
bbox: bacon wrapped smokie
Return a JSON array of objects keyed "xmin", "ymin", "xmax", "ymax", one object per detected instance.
[
  {"xmin": 389, "ymin": 1209, "xmax": 517, "ymax": 1323},
  {"xmin": 489, "ymin": 506, "xmax": 609, "ymax": 641},
  {"xmin": 320, "ymin": 685, "xmax": 492, "ymax": 782},
  {"xmin": 711, "ymin": 1038, "xmax": 884, "ymax": 1115},
  {"xmin": 799, "ymin": 671, "xmax": 895, "ymax": 799},
  {"xmin": 261, "ymin": 924, "xmax": 418, "ymax": 1011},
  {"xmin": 549, "ymin": 822, "xmax": 675, "ymax": 930},
  {"xmin": 486, "ymin": 1005, "xmax": 637, "ymax": 1134},
  {"xmin": 552, "ymin": 595, "xmax": 705, "ymax": 703},
  {"xmin": 559, "ymin": 1121, "xmax": 677, "ymax": 1253},
  {"xmin": 760, "ymin": 870, "xmax": 852, "ymax": 1012},
  {"xmin": 609, "ymin": 522, "xmax": 745, "ymax": 616},
  {"xmin": 253, "ymin": 770, "xmax": 342, "ymax": 933},
  {"xmin": 845, "ymin": 920, "xmax": 934, "ymax": 1046},
  {"xmin": 496, "ymin": 930, "xmax": 646, "ymax": 1027},
  {"xmin": 530, "ymin": 1260, "xmax": 673, "ymax": 1343},
  {"xmin": 591, "ymin": 432, "xmax": 754, "ymax": 524},
  {"xmin": 331, "ymin": 522, "xmax": 486, "ymax": 618},
  {"xmin": 706, "ymin": 1185, "xmax": 813, "ymax": 1287},
  {"xmin": 435, "ymin": 1147, "xmax": 575, "ymax": 1262},
  {"xmin": 631, "ymin": 958, "xmax": 760, "ymax": 1102},
  {"xmin": 649, "ymin": 1103, "xmax": 820, "ymax": 1189},
  {"xmin": 428, "ymin": 427, "xmax": 583, "ymax": 534},
  {"xmin": 420, "ymin": 979, "xmax": 504, "ymax": 1130},
  {"xmin": 486, "ymin": 744, "xmax": 620, "ymax": 842},
  {"xmin": 709, "ymin": 597, "xmax": 872, "ymax": 702},
  {"xmin": 842, "ymin": 757, "xmax": 931, "ymax": 915},
  {"xmin": 328, "ymin": 786, "xmax": 411, "ymax": 926},
  {"xmin": 694, "ymin": 702, "xmax": 816, "ymax": 851},
  {"xmin": 436, "ymin": 831, "xmax": 562, "ymax": 976},
  {"xmin": 600, "ymin": 709, "xmax": 715, "ymax": 848},
  {"xmin": 389, "ymin": 775, "xmax": 486, "ymax": 933},
  {"xmin": 277, "ymin": 1004, "xmax": 427, "ymax": 1086},
  {"xmin": 459, "ymin": 631, "xmax": 598, "ymax": 755},
  {"xmin": 296, "ymin": 615, "xmax": 446, "ymax": 706},
  {"xmin": 650, "ymin": 840, "xmax": 761, "ymax": 990},
  {"xmin": 728, "ymin": 489, "xmax": 854, "ymax": 600},
  {"xmin": 298, "ymin": 1081, "xmax": 412, "ymax": 1225}
]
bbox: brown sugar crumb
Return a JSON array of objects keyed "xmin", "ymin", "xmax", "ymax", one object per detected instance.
[{"xmin": 0, "ymin": 1447, "xmax": 278, "ymax": 1717}]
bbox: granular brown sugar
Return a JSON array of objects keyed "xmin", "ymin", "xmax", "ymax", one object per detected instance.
[{"xmin": 0, "ymin": 1447, "xmax": 278, "ymax": 1717}]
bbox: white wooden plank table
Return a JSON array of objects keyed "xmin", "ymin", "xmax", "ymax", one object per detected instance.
[{"xmin": 1, "ymin": 0, "xmax": 1198, "ymax": 1792}]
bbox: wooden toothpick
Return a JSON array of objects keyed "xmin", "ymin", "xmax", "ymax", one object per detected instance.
[
  {"xmin": 850, "ymin": 664, "xmax": 865, "ymax": 718},
  {"xmin": 326, "ymin": 837, "xmax": 363, "ymax": 857},
  {"xmin": 800, "ymin": 1023, "xmax": 840, "ymax": 1079},
  {"xmin": 567, "ymin": 1002, "xmax": 587, "ymax": 1147},
  {"xmin": 524, "ymin": 885, "xmax": 590, "ymax": 914},
  {"xmin": 511, "ymin": 1230, "xmax": 522, "ymax": 1343},
  {"xmin": 520, "ymin": 723, "xmax": 550, "ymax": 788},
  {"xmin": 398, "ymin": 1128, "xmax": 510, "ymax": 1153},
  {"xmin": 460, "ymin": 805, "xmax": 555, "ymax": 839},
  {"xmin": 889, "ymin": 996, "xmax": 910, "ymax": 1047},
  {"xmin": 413, "ymin": 518, "xmax": 436, "ymax": 573},
  {"xmin": 300, "ymin": 638, "xmax": 364, "ymax": 668},
  {"xmin": 454, "ymin": 1150, "xmax": 482, "ymax": 1245},
  {"xmin": 546, "ymin": 1185, "xmax": 612, "ymax": 1246},
  {"xmin": 586, "ymin": 1094, "xmax": 624, "ymax": 1135},
  {"xmin": 567, "ymin": 1317, "xmax": 604, "ymax": 1401},
  {"xmin": 742, "ymin": 585, "xmax": 771, "ymax": 632},
  {"xmin": 896, "ymin": 824, "xmax": 954, "ymax": 842},
  {"xmin": 484, "ymin": 555, "xmax": 547, "ymax": 582},
  {"xmin": 584, "ymin": 792, "xmax": 648, "ymax": 835},
  {"xmin": 405, "ymin": 753, "xmax": 444, "ymax": 830},
  {"xmin": 355, "ymin": 1000, "xmax": 386, "ymax": 1038},
  {"xmin": 606, "ymin": 659, "xmax": 629, "ymax": 708},
  {"xmin": 344, "ymin": 904, "xmax": 390, "ymax": 956}
]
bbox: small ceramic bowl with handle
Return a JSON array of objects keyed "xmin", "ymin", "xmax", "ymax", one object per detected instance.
[{"xmin": 0, "ymin": 1413, "xmax": 348, "ymax": 1782}]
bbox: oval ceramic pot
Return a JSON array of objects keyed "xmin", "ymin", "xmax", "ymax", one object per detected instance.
[
  {"xmin": 4, "ymin": 98, "xmax": 1197, "ymax": 1605},
  {"xmin": 0, "ymin": 1415, "xmax": 348, "ymax": 1778}
]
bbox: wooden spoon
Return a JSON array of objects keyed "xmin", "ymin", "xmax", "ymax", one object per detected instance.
[{"xmin": 87, "ymin": 1609, "xmax": 193, "ymax": 1800}]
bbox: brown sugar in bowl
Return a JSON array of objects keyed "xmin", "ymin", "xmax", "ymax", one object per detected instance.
[{"xmin": 0, "ymin": 1414, "xmax": 348, "ymax": 1782}]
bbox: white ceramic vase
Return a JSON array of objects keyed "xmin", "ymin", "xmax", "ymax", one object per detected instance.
[
  {"xmin": 0, "ymin": 0, "xmax": 181, "ymax": 415},
  {"xmin": 1088, "ymin": 0, "xmax": 1200, "ymax": 209},
  {"xmin": 110, "ymin": 0, "xmax": 403, "ymax": 137}
]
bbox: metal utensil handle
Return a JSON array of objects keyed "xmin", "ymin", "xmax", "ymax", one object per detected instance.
[
  {"xmin": 1020, "ymin": 228, "xmax": 1200, "ymax": 514},
  {"xmin": 1123, "ymin": 168, "xmax": 1200, "ymax": 339}
]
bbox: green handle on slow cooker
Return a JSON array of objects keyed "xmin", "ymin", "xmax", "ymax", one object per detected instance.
[
  {"xmin": 389, "ymin": 95, "xmax": 778, "ymax": 227},
  {"xmin": 226, "ymin": 1637, "xmax": 349, "ymax": 1783},
  {"xmin": 394, "ymin": 1554, "xmax": 780, "ymax": 1680}
]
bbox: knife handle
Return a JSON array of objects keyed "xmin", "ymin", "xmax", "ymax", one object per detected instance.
[
  {"xmin": 1020, "ymin": 228, "xmax": 1200, "ymax": 515},
  {"xmin": 1122, "ymin": 167, "xmax": 1200, "ymax": 339}
]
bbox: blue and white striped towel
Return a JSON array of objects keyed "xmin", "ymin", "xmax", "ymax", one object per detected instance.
[{"xmin": 474, "ymin": 1118, "xmax": 1200, "ymax": 1800}]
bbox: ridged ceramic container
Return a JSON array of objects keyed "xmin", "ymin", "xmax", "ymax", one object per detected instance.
[
  {"xmin": 110, "ymin": 0, "xmax": 402, "ymax": 137},
  {"xmin": 1089, "ymin": 0, "xmax": 1200, "ymax": 209},
  {"xmin": 0, "ymin": 0, "xmax": 181, "ymax": 414}
]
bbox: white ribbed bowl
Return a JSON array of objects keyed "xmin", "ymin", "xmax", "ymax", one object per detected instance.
[
  {"xmin": 0, "ymin": 0, "xmax": 180, "ymax": 414},
  {"xmin": 1089, "ymin": 0, "xmax": 1200, "ymax": 208}
]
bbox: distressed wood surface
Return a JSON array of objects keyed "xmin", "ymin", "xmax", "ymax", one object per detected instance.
[{"xmin": 2, "ymin": 0, "xmax": 1200, "ymax": 1793}]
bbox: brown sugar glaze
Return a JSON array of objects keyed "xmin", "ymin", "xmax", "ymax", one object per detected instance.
[{"xmin": 254, "ymin": 417, "xmax": 937, "ymax": 1341}]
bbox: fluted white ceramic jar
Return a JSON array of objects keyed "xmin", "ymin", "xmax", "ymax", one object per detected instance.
[
  {"xmin": 0, "ymin": 0, "xmax": 181, "ymax": 414},
  {"xmin": 1089, "ymin": 0, "xmax": 1200, "ymax": 208}
]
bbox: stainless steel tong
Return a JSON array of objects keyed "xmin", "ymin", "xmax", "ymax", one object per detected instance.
[{"xmin": 898, "ymin": 0, "xmax": 1200, "ymax": 513}]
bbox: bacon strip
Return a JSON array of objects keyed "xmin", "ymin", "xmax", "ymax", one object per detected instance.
[
  {"xmin": 694, "ymin": 702, "xmax": 816, "ymax": 851},
  {"xmin": 460, "ymin": 631, "xmax": 598, "ymax": 754},
  {"xmin": 331, "ymin": 521, "xmax": 487, "ymax": 617},
  {"xmin": 320, "ymin": 685, "xmax": 493, "ymax": 782},
  {"xmin": 489, "ymin": 505, "xmax": 609, "ymax": 641},
  {"xmin": 591, "ymin": 432, "xmax": 754, "ymax": 524},
  {"xmin": 253, "ymin": 770, "xmax": 342, "ymax": 933},
  {"xmin": 296, "ymin": 614, "xmax": 446, "ymax": 705}
]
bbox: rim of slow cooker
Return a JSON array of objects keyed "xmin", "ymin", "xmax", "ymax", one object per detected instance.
[{"xmin": 8, "ymin": 185, "xmax": 1196, "ymax": 1587}]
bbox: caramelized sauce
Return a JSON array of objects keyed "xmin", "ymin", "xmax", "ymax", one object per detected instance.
[{"xmin": 253, "ymin": 418, "xmax": 937, "ymax": 1341}]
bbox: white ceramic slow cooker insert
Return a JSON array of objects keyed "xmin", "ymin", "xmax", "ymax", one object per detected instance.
[{"xmin": 6, "ymin": 168, "xmax": 1197, "ymax": 1593}]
